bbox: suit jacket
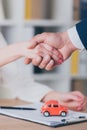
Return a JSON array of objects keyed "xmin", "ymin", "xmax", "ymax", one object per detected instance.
[{"xmin": 76, "ymin": 18, "xmax": 87, "ymax": 49}]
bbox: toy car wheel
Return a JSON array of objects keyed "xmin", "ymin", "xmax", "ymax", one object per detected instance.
[
  {"xmin": 61, "ymin": 111, "xmax": 67, "ymax": 117},
  {"xmin": 43, "ymin": 111, "xmax": 50, "ymax": 117}
]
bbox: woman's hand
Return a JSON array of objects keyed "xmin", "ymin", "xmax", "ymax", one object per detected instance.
[{"xmin": 42, "ymin": 91, "xmax": 87, "ymax": 111}]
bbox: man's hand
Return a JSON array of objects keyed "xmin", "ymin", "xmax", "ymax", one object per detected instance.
[
  {"xmin": 31, "ymin": 44, "xmax": 63, "ymax": 70},
  {"xmin": 24, "ymin": 32, "xmax": 77, "ymax": 70},
  {"xmin": 23, "ymin": 42, "xmax": 64, "ymax": 70}
]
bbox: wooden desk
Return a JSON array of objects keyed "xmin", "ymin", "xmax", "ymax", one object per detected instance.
[{"xmin": 0, "ymin": 99, "xmax": 87, "ymax": 130}]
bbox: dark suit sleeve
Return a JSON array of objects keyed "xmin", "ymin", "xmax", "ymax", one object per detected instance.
[{"xmin": 76, "ymin": 18, "xmax": 87, "ymax": 49}]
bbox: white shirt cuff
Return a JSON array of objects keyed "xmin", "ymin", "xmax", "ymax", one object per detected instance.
[{"xmin": 67, "ymin": 26, "xmax": 85, "ymax": 50}]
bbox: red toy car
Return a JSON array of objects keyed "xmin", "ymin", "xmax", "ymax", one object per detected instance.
[{"xmin": 41, "ymin": 100, "xmax": 68, "ymax": 117}]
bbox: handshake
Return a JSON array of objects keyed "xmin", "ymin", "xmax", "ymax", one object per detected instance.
[
  {"xmin": 0, "ymin": 31, "xmax": 77, "ymax": 69},
  {"xmin": 23, "ymin": 32, "xmax": 77, "ymax": 70}
]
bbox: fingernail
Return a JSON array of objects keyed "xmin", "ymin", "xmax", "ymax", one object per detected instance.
[
  {"xmin": 58, "ymin": 59, "xmax": 64, "ymax": 64},
  {"xmin": 50, "ymin": 60, "xmax": 54, "ymax": 65},
  {"xmin": 77, "ymin": 106, "xmax": 82, "ymax": 111},
  {"xmin": 58, "ymin": 54, "xmax": 63, "ymax": 59}
]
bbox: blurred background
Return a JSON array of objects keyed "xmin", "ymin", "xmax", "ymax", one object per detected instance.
[{"xmin": 0, "ymin": 0, "xmax": 87, "ymax": 98}]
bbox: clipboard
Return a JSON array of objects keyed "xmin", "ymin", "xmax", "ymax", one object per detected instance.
[{"xmin": 0, "ymin": 102, "xmax": 87, "ymax": 127}]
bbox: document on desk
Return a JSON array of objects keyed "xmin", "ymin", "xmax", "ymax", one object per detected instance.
[{"xmin": 0, "ymin": 103, "xmax": 87, "ymax": 127}]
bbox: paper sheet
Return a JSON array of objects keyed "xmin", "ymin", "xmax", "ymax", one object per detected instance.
[{"xmin": 0, "ymin": 103, "xmax": 87, "ymax": 127}]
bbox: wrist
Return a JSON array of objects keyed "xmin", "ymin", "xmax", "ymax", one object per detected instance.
[
  {"xmin": 16, "ymin": 42, "xmax": 35, "ymax": 59},
  {"xmin": 62, "ymin": 31, "xmax": 77, "ymax": 52},
  {"xmin": 41, "ymin": 91, "xmax": 60, "ymax": 102},
  {"xmin": 11, "ymin": 43, "xmax": 23, "ymax": 57},
  {"xmin": 0, "ymin": 42, "xmax": 27, "ymax": 67},
  {"xmin": 13, "ymin": 42, "xmax": 28, "ymax": 57}
]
